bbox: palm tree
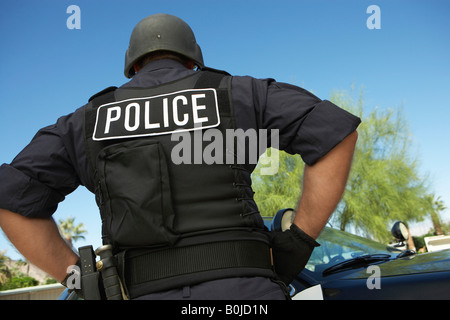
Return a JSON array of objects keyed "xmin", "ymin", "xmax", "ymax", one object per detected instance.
[
  {"xmin": 425, "ymin": 195, "xmax": 447, "ymax": 235},
  {"xmin": 57, "ymin": 216, "xmax": 87, "ymax": 248}
]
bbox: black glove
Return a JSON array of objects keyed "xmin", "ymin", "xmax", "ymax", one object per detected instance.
[{"xmin": 270, "ymin": 224, "xmax": 320, "ymax": 285}]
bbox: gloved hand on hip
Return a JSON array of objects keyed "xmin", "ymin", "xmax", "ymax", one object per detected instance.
[{"xmin": 270, "ymin": 223, "xmax": 320, "ymax": 285}]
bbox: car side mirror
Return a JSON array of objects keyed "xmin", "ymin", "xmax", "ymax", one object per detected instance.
[
  {"xmin": 391, "ymin": 221, "xmax": 409, "ymax": 242},
  {"xmin": 271, "ymin": 208, "xmax": 294, "ymax": 232}
]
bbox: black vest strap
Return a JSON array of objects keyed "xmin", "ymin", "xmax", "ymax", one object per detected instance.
[{"xmin": 83, "ymin": 87, "xmax": 118, "ymax": 183}]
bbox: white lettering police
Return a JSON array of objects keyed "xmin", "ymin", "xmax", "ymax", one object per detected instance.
[
  {"xmin": 93, "ymin": 89, "xmax": 219, "ymax": 141},
  {"xmin": 104, "ymin": 94, "xmax": 207, "ymax": 132},
  {"xmin": 92, "ymin": 88, "xmax": 280, "ymax": 175}
]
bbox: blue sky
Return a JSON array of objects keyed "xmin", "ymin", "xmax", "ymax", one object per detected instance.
[{"xmin": 1, "ymin": 0, "xmax": 449, "ymax": 260}]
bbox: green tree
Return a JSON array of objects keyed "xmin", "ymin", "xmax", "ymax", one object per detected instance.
[
  {"xmin": 57, "ymin": 216, "xmax": 87, "ymax": 247},
  {"xmin": 332, "ymin": 89, "xmax": 432, "ymax": 242},
  {"xmin": 0, "ymin": 252, "xmax": 41, "ymax": 291},
  {"xmin": 1, "ymin": 276, "xmax": 38, "ymax": 291},
  {"xmin": 252, "ymin": 89, "xmax": 433, "ymax": 243},
  {"xmin": 252, "ymin": 149, "xmax": 304, "ymax": 216}
]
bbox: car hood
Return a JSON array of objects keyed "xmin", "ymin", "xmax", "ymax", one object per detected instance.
[{"xmin": 343, "ymin": 250, "xmax": 450, "ymax": 279}]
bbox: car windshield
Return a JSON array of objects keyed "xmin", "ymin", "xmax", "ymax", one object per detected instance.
[{"xmin": 305, "ymin": 227, "xmax": 401, "ymax": 276}]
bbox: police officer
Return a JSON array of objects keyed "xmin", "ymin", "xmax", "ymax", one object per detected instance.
[{"xmin": 0, "ymin": 14, "xmax": 360, "ymax": 300}]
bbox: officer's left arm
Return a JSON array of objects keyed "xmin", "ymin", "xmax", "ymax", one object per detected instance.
[
  {"xmin": 0, "ymin": 208, "xmax": 79, "ymax": 282},
  {"xmin": 293, "ymin": 130, "xmax": 358, "ymax": 239},
  {"xmin": 0, "ymin": 112, "xmax": 85, "ymax": 281}
]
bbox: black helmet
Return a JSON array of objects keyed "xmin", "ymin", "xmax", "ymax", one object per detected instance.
[{"xmin": 124, "ymin": 14, "xmax": 204, "ymax": 78}]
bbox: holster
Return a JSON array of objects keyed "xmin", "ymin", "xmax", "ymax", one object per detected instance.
[{"xmin": 79, "ymin": 245, "xmax": 104, "ymax": 300}]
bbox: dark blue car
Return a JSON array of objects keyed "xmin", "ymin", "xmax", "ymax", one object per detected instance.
[{"xmin": 266, "ymin": 209, "xmax": 450, "ymax": 300}]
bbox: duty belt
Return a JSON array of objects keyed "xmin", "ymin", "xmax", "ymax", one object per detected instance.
[{"xmin": 117, "ymin": 240, "xmax": 275, "ymax": 298}]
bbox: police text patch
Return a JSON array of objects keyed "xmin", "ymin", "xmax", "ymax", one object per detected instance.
[{"xmin": 93, "ymin": 89, "xmax": 220, "ymax": 141}]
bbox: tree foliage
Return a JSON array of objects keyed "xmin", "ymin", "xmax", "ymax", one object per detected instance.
[
  {"xmin": 424, "ymin": 195, "xmax": 447, "ymax": 235},
  {"xmin": 252, "ymin": 149, "xmax": 304, "ymax": 216},
  {"xmin": 0, "ymin": 251, "xmax": 40, "ymax": 291},
  {"xmin": 331, "ymin": 90, "xmax": 432, "ymax": 242},
  {"xmin": 57, "ymin": 216, "xmax": 87, "ymax": 247},
  {"xmin": 252, "ymin": 89, "xmax": 437, "ymax": 243},
  {"xmin": 0, "ymin": 276, "xmax": 38, "ymax": 291},
  {"xmin": 0, "ymin": 250, "xmax": 11, "ymax": 286}
]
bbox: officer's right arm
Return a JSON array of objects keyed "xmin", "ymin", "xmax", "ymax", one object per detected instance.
[
  {"xmin": 0, "ymin": 208, "xmax": 79, "ymax": 282},
  {"xmin": 293, "ymin": 130, "xmax": 358, "ymax": 239}
]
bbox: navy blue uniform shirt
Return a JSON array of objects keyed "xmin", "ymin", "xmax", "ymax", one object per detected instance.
[
  {"xmin": 0, "ymin": 59, "xmax": 360, "ymax": 219},
  {"xmin": 0, "ymin": 59, "xmax": 360, "ymax": 299}
]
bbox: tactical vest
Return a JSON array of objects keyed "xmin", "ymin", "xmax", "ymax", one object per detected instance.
[{"xmin": 83, "ymin": 69, "xmax": 274, "ymax": 297}]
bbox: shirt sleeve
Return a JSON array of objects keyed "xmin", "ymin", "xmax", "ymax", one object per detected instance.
[
  {"xmin": 0, "ymin": 111, "xmax": 85, "ymax": 218},
  {"xmin": 283, "ymin": 98, "xmax": 360, "ymax": 165},
  {"xmin": 231, "ymin": 76, "xmax": 361, "ymax": 165}
]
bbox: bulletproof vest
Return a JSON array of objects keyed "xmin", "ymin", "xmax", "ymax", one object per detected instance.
[{"xmin": 83, "ymin": 70, "xmax": 264, "ymax": 251}]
